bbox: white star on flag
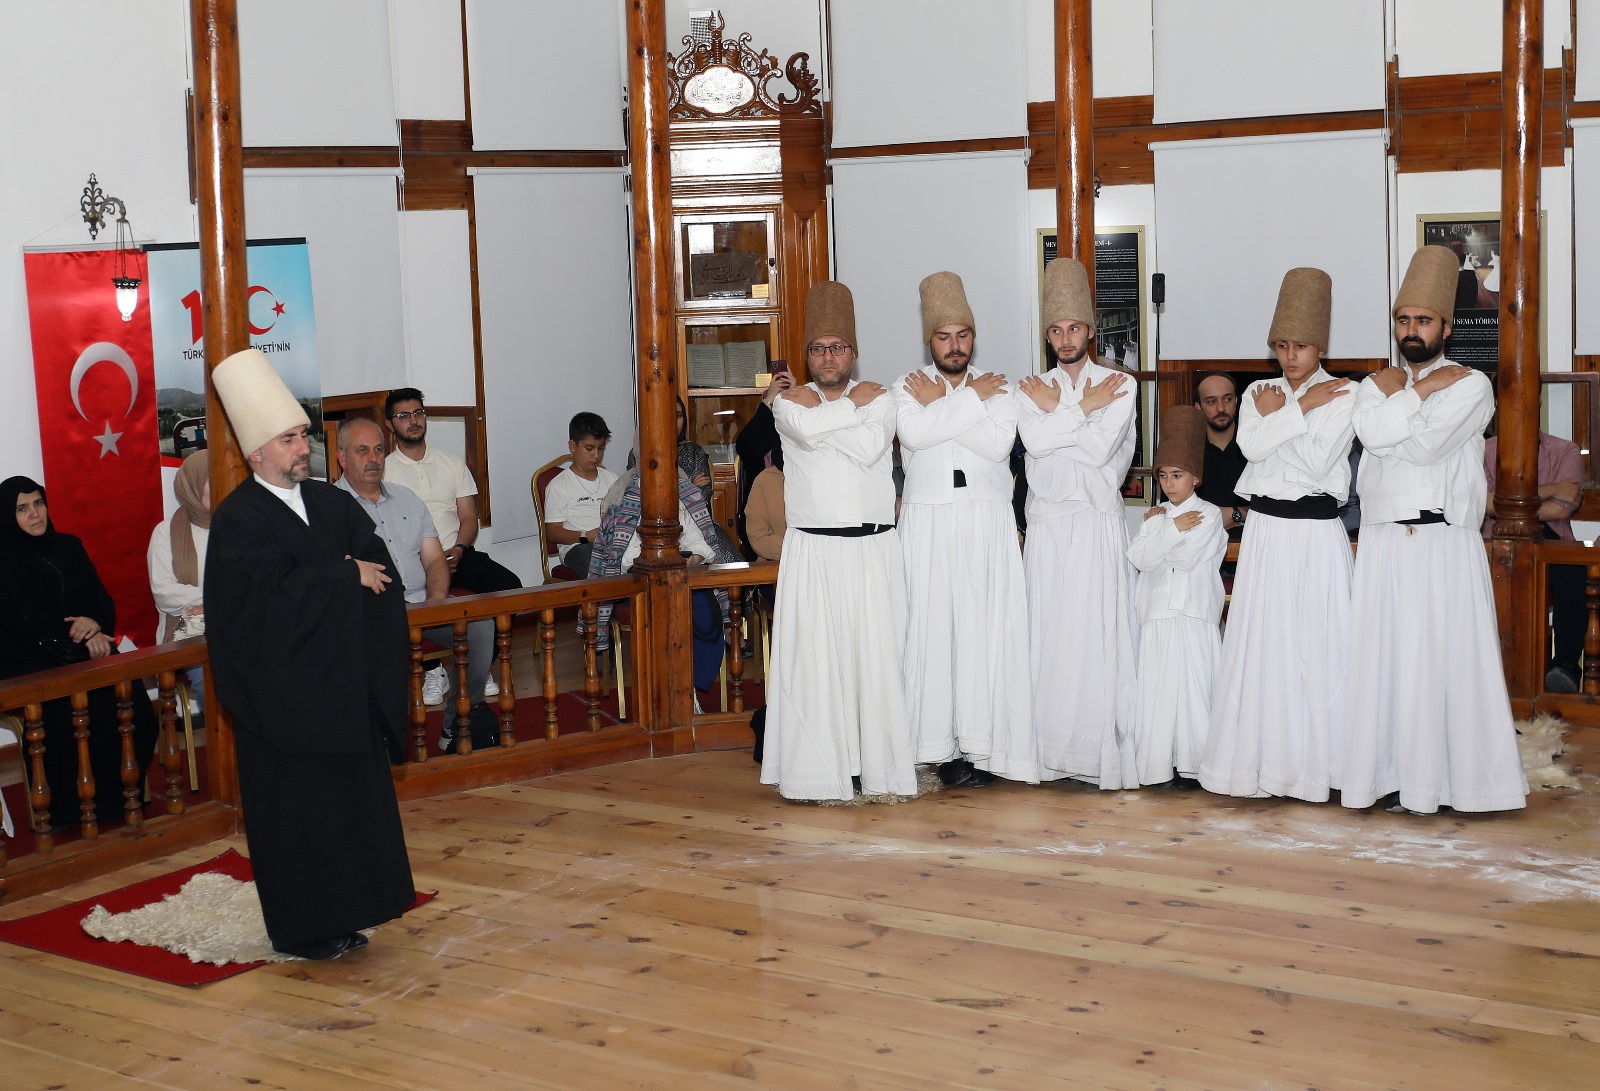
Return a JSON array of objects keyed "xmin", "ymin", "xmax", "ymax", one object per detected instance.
[{"xmin": 93, "ymin": 421, "xmax": 124, "ymax": 457}]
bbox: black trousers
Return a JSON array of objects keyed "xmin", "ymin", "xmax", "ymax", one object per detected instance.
[
  {"xmin": 1550, "ymin": 562, "xmax": 1584, "ymax": 670},
  {"xmin": 451, "ymin": 546, "xmax": 523, "ymax": 594}
]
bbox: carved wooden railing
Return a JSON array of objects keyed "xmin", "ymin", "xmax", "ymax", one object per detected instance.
[{"xmin": 1531, "ymin": 540, "xmax": 1600, "ymax": 717}]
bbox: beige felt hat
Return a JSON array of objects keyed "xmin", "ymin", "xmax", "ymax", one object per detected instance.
[
  {"xmin": 919, "ymin": 271, "xmax": 976, "ymax": 342},
  {"xmin": 803, "ymin": 281, "xmax": 858, "ymax": 352},
  {"xmin": 212, "ymin": 348, "xmax": 311, "ymax": 456},
  {"xmin": 1042, "ymin": 258, "xmax": 1093, "ymax": 331},
  {"xmin": 1153, "ymin": 405, "xmax": 1206, "ymax": 481},
  {"xmin": 1393, "ymin": 245, "xmax": 1460, "ymax": 319},
  {"xmin": 1267, "ymin": 267, "xmax": 1332, "ymax": 352}
]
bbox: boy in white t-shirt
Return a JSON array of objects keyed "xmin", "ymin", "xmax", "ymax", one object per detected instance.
[{"xmin": 544, "ymin": 411, "xmax": 616, "ymax": 576}]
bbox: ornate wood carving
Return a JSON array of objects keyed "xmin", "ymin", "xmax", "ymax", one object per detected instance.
[{"xmin": 665, "ymin": 12, "xmax": 821, "ymax": 121}]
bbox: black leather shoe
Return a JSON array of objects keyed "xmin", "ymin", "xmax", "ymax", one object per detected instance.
[
  {"xmin": 1169, "ymin": 775, "xmax": 1201, "ymax": 791},
  {"xmin": 344, "ymin": 932, "xmax": 370, "ymax": 951},
  {"xmin": 272, "ymin": 935, "xmax": 356, "ymax": 961},
  {"xmin": 851, "ymin": 775, "xmax": 862, "ymax": 794},
  {"xmin": 938, "ymin": 759, "xmax": 975, "ymax": 787},
  {"xmin": 1546, "ymin": 665, "xmax": 1580, "ymax": 694},
  {"xmin": 965, "ymin": 768, "xmax": 998, "ymax": 788}
]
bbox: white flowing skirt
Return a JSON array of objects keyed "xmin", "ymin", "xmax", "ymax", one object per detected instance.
[
  {"xmin": 1341, "ymin": 522, "xmax": 1526, "ymax": 813},
  {"xmin": 1135, "ymin": 617, "xmax": 1220, "ymax": 784},
  {"xmin": 899, "ymin": 498, "xmax": 1038, "ymax": 781},
  {"xmin": 760, "ymin": 528, "xmax": 918, "ymax": 801},
  {"xmin": 1199, "ymin": 514, "xmax": 1353, "ymax": 801},
  {"xmin": 1025, "ymin": 509, "xmax": 1139, "ymax": 788}
]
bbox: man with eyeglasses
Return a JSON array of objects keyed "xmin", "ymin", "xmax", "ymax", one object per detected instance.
[
  {"xmin": 760, "ymin": 281, "xmax": 917, "ymax": 802},
  {"xmin": 893, "ymin": 271, "xmax": 1037, "ymax": 788}
]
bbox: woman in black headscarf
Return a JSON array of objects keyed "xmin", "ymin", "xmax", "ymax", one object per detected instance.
[{"xmin": 0, "ymin": 476, "xmax": 159, "ymax": 828}]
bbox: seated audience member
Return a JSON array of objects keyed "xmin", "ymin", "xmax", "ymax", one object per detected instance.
[
  {"xmin": 631, "ymin": 398, "xmax": 743, "ymax": 560},
  {"xmin": 734, "ymin": 373, "xmax": 791, "ymax": 559},
  {"xmin": 1483, "ymin": 430, "xmax": 1585, "ymax": 692},
  {"xmin": 334, "ymin": 420, "xmax": 494, "ymax": 754},
  {"xmin": 545, "ymin": 412, "xmax": 616, "ymax": 577},
  {"xmin": 147, "ymin": 449, "xmax": 211, "ymax": 703},
  {"xmin": 1, "ymin": 476, "xmax": 159, "ymax": 828},
  {"xmin": 743, "ymin": 444, "xmax": 787, "ymax": 562},
  {"xmin": 383, "ymin": 386, "xmax": 521, "ymax": 594}
]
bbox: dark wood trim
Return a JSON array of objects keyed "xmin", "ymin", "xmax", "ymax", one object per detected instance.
[
  {"xmin": 829, "ymin": 135, "xmax": 1027, "ymax": 159},
  {"xmin": 242, "ymin": 147, "xmax": 402, "ymax": 169}
]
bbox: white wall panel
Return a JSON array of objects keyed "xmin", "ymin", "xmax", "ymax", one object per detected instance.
[
  {"xmin": 1024, "ymin": 0, "xmax": 1153, "ymax": 102},
  {"xmin": 666, "ymin": 0, "xmax": 823, "ymax": 93},
  {"xmin": 1395, "ymin": 0, "xmax": 1569, "ymax": 77},
  {"xmin": 473, "ymin": 169, "xmax": 635, "ymax": 559},
  {"xmin": 239, "ymin": 0, "xmax": 397, "ymax": 146},
  {"xmin": 1579, "ymin": 0, "xmax": 1600, "ymax": 99},
  {"xmin": 465, "ymin": 0, "xmax": 624, "ymax": 151},
  {"xmin": 1152, "ymin": 0, "xmax": 1385, "ymax": 123},
  {"xmin": 831, "ymin": 152, "xmax": 1033, "ymax": 387},
  {"xmin": 1152, "ymin": 131, "xmax": 1391, "ymax": 359},
  {"xmin": 390, "ymin": 0, "xmax": 466, "ymax": 120},
  {"xmin": 831, "ymin": 0, "xmax": 1027, "ymax": 147},
  {"xmin": 1574, "ymin": 122, "xmax": 1600, "ymax": 351},
  {"xmin": 400, "ymin": 210, "xmax": 476, "ymax": 404},
  {"xmin": 243, "ymin": 170, "xmax": 407, "ymax": 396}
]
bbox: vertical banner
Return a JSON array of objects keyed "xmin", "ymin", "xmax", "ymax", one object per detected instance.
[
  {"xmin": 23, "ymin": 250, "xmax": 164, "ymax": 646},
  {"xmin": 146, "ymin": 239, "xmax": 325, "ymax": 476}
]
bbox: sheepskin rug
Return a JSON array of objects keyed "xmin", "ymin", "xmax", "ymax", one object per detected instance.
[
  {"xmin": 80, "ymin": 873, "xmax": 294, "ymax": 965},
  {"xmin": 1518, "ymin": 712, "xmax": 1579, "ymax": 790}
]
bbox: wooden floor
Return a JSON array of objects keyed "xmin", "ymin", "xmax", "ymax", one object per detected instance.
[{"xmin": 3, "ymin": 732, "xmax": 1600, "ymax": 1090}]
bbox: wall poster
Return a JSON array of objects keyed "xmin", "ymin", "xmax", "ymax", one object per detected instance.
[{"xmin": 1415, "ymin": 213, "xmax": 1545, "ymax": 377}]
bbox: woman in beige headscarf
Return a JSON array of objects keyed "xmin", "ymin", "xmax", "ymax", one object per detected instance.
[{"xmin": 147, "ymin": 450, "xmax": 212, "ymax": 642}]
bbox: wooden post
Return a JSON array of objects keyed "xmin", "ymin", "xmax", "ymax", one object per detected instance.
[
  {"xmin": 1054, "ymin": 0, "xmax": 1096, "ymax": 272},
  {"xmin": 626, "ymin": 0, "xmax": 694, "ymax": 746},
  {"xmin": 1489, "ymin": 0, "xmax": 1545, "ymax": 708},
  {"xmin": 190, "ymin": 0, "xmax": 246, "ymax": 805}
]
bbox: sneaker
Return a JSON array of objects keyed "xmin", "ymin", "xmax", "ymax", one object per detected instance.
[
  {"xmin": 483, "ymin": 674, "xmax": 500, "ymax": 698},
  {"xmin": 421, "ymin": 665, "xmax": 448, "ymax": 706},
  {"xmin": 692, "ymin": 692, "xmax": 703, "ymax": 714}
]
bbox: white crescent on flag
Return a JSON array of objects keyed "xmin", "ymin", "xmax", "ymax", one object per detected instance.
[{"xmin": 69, "ymin": 341, "xmax": 139, "ymax": 421}]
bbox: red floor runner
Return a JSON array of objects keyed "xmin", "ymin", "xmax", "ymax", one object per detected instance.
[{"xmin": 0, "ymin": 848, "xmax": 434, "ymax": 986}]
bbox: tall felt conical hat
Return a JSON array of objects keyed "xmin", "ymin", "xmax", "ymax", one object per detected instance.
[
  {"xmin": 919, "ymin": 271, "xmax": 975, "ymax": 341},
  {"xmin": 1041, "ymin": 258, "xmax": 1093, "ymax": 331},
  {"xmin": 1153, "ymin": 405, "xmax": 1206, "ymax": 481},
  {"xmin": 802, "ymin": 280, "xmax": 858, "ymax": 351},
  {"xmin": 1266, "ymin": 267, "xmax": 1332, "ymax": 352},
  {"xmin": 212, "ymin": 348, "xmax": 311, "ymax": 456},
  {"xmin": 1393, "ymin": 245, "xmax": 1460, "ymax": 319}
]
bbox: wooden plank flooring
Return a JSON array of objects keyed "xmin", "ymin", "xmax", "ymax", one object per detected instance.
[{"xmin": 2, "ymin": 730, "xmax": 1599, "ymax": 1090}]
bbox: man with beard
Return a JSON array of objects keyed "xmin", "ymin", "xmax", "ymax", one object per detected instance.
[
  {"xmin": 893, "ymin": 272, "xmax": 1037, "ymax": 787},
  {"xmin": 1017, "ymin": 258, "xmax": 1139, "ymax": 788},
  {"xmin": 382, "ymin": 387, "xmax": 520, "ymax": 595},
  {"xmin": 205, "ymin": 349, "xmax": 415, "ymax": 960},
  {"xmin": 761, "ymin": 281, "xmax": 917, "ymax": 801},
  {"xmin": 1341, "ymin": 245, "xmax": 1526, "ymax": 816},
  {"xmin": 1194, "ymin": 372, "xmax": 1250, "ymax": 539}
]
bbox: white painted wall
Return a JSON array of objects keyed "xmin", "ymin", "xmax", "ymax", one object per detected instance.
[
  {"xmin": 1393, "ymin": 0, "xmax": 1570, "ymax": 76},
  {"xmin": 400, "ymin": 210, "xmax": 477, "ymax": 406},
  {"xmin": 390, "ymin": 0, "xmax": 467, "ymax": 120},
  {"xmin": 1024, "ymin": 0, "xmax": 1154, "ymax": 102}
]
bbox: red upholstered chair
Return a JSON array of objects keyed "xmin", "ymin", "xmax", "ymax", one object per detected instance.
[{"xmin": 531, "ymin": 454, "xmax": 582, "ymax": 583}]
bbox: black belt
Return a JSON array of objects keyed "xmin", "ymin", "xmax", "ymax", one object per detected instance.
[
  {"xmin": 1396, "ymin": 511, "xmax": 1448, "ymax": 526},
  {"xmin": 1247, "ymin": 494, "xmax": 1340, "ymax": 520},
  {"xmin": 797, "ymin": 523, "xmax": 895, "ymax": 538},
  {"xmin": 953, "ymin": 469, "xmax": 967, "ymax": 488}
]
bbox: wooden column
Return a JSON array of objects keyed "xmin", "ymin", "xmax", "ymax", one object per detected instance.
[
  {"xmin": 1054, "ymin": 0, "xmax": 1095, "ymax": 271},
  {"xmin": 189, "ymin": 0, "xmax": 247, "ymax": 803},
  {"xmin": 626, "ymin": 0, "xmax": 693, "ymax": 744},
  {"xmin": 1489, "ymin": 0, "xmax": 1545, "ymax": 711}
]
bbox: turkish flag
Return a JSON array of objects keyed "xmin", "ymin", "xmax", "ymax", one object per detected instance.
[{"xmin": 23, "ymin": 250, "xmax": 163, "ymax": 647}]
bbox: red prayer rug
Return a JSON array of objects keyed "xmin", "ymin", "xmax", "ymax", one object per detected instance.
[{"xmin": 0, "ymin": 848, "xmax": 434, "ymax": 986}]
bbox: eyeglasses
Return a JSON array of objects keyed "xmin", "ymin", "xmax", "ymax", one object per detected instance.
[
  {"xmin": 807, "ymin": 343, "xmax": 852, "ymax": 358},
  {"xmin": 391, "ymin": 409, "xmax": 427, "ymax": 422}
]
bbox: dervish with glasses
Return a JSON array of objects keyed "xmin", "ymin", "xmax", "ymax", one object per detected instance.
[{"xmin": 759, "ymin": 280, "xmax": 917, "ymax": 802}]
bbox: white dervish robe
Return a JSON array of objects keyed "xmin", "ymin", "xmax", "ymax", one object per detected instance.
[
  {"xmin": 894, "ymin": 364, "xmax": 1037, "ymax": 781},
  {"xmin": 1342, "ymin": 359, "xmax": 1526, "ymax": 813},
  {"xmin": 761, "ymin": 381, "xmax": 918, "ymax": 801},
  {"xmin": 1127, "ymin": 494, "xmax": 1227, "ymax": 784},
  {"xmin": 1018, "ymin": 359, "xmax": 1139, "ymax": 787},
  {"xmin": 1200, "ymin": 369, "xmax": 1357, "ymax": 801}
]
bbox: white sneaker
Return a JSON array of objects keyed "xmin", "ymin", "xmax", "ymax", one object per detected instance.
[
  {"xmin": 421, "ymin": 665, "xmax": 448, "ymax": 706},
  {"xmin": 483, "ymin": 674, "xmax": 500, "ymax": 698},
  {"xmin": 692, "ymin": 692, "xmax": 703, "ymax": 714}
]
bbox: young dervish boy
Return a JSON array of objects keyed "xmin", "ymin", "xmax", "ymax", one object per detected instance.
[{"xmin": 1127, "ymin": 405, "xmax": 1229, "ymax": 788}]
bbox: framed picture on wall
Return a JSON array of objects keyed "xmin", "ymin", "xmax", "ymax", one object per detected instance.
[
  {"xmin": 1416, "ymin": 212, "xmax": 1546, "ymax": 376},
  {"xmin": 1038, "ymin": 227, "xmax": 1150, "ymax": 500}
]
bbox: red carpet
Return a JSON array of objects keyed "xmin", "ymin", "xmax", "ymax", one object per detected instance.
[{"xmin": 0, "ymin": 848, "xmax": 435, "ymax": 986}]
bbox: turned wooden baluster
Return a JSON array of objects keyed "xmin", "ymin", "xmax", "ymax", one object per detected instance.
[
  {"xmin": 155, "ymin": 671, "xmax": 184, "ymax": 813},
  {"xmin": 71, "ymin": 690, "xmax": 96, "ymax": 838},
  {"xmin": 1585, "ymin": 562, "xmax": 1600, "ymax": 697},
  {"xmin": 452, "ymin": 621, "xmax": 473, "ymax": 757},
  {"xmin": 408, "ymin": 624, "xmax": 428, "ymax": 762},
  {"xmin": 582, "ymin": 602, "xmax": 601, "ymax": 731},
  {"xmin": 496, "ymin": 613, "xmax": 516, "ymax": 746},
  {"xmin": 25, "ymin": 702, "xmax": 51, "ymax": 853},
  {"xmin": 728, "ymin": 594, "xmax": 745, "ymax": 714},
  {"xmin": 541, "ymin": 608, "xmax": 559, "ymax": 740},
  {"xmin": 115, "ymin": 680, "xmax": 142, "ymax": 828}
]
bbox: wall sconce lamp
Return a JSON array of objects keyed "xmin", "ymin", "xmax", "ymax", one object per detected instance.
[{"xmin": 80, "ymin": 173, "xmax": 143, "ymax": 322}]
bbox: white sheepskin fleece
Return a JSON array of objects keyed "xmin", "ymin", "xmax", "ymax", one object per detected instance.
[{"xmin": 80, "ymin": 873, "xmax": 295, "ymax": 966}]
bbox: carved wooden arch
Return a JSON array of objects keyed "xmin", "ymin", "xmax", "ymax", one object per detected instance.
[{"xmin": 665, "ymin": 11, "xmax": 821, "ymax": 120}]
